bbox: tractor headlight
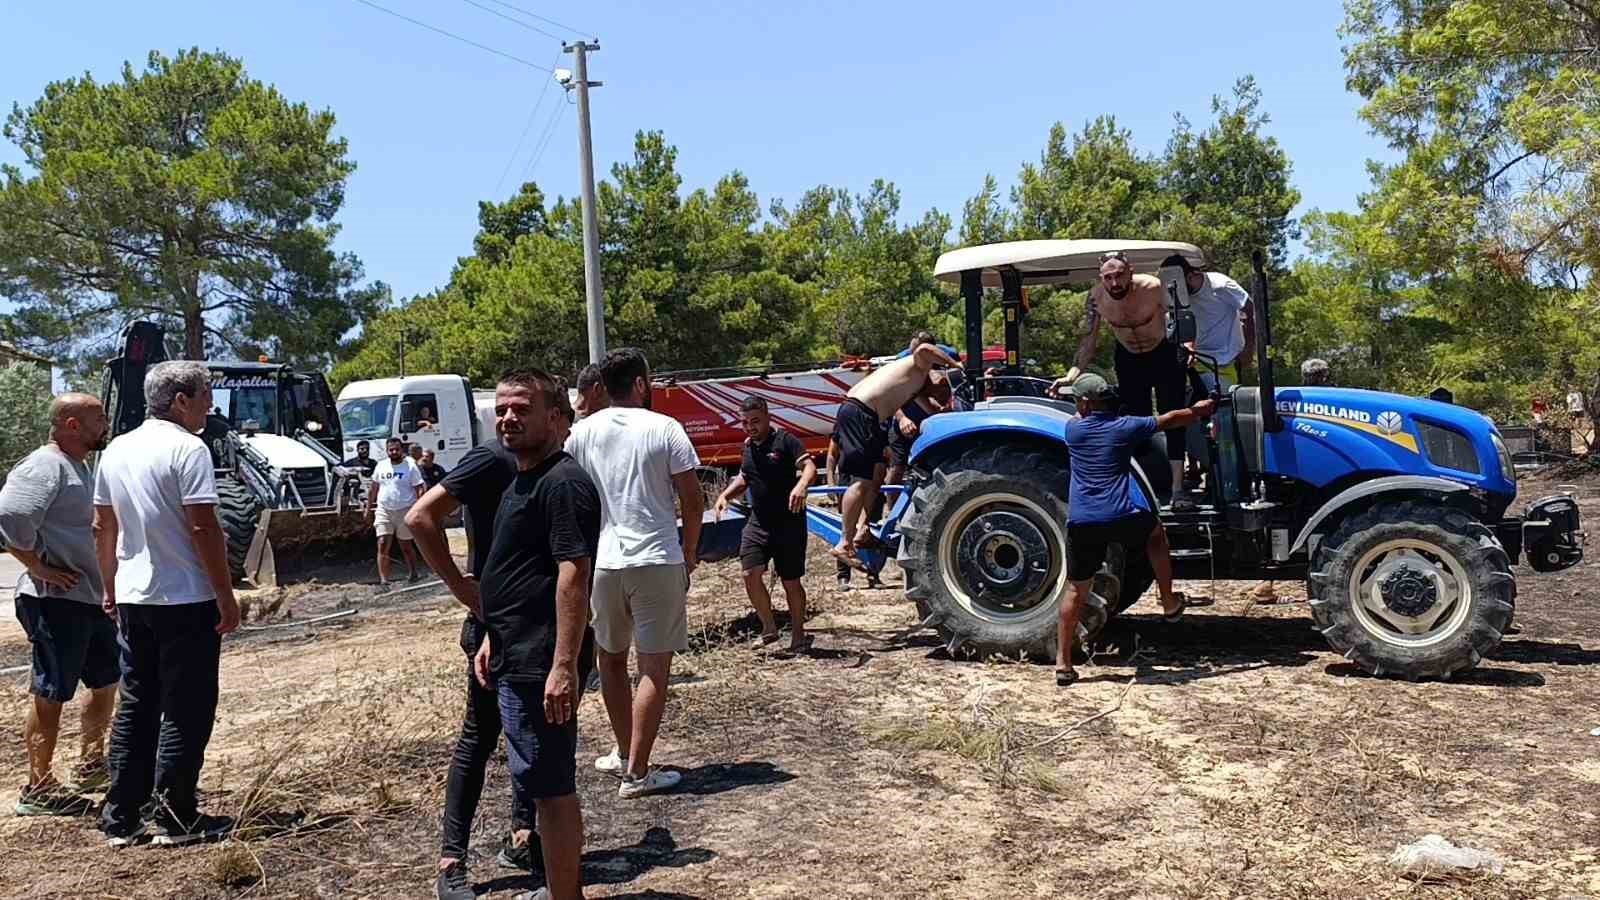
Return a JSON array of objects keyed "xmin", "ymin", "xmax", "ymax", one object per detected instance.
[{"xmin": 1490, "ymin": 432, "xmax": 1516, "ymax": 482}]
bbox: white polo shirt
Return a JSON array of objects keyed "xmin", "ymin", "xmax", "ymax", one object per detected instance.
[{"xmin": 92, "ymin": 418, "xmax": 219, "ymax": 606}]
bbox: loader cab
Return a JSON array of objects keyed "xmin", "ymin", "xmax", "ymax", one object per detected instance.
[
  {"xmin": 101, "ymin": 321, "xmax": 344, "ymax": 459},
  {"xmin": 208, "ymin": 366, "xmax": 344, "ymax": 458}
]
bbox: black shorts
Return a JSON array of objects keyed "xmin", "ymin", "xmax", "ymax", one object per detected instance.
[
  {"xmin": 888, "ymin": 429, "xmax": 913, "ymax": 468},
  {"xmin": 15, "ymin": 594, "xmax": 121, "ymax": 703},
  {"xmin": 740, "ymin": 518, "xmax": 807, "ymax": 580},
  {"xmin": 835, "ymin": 398, "xmax": 888, "ymax": 480},
  {"xmin": 498, "ymin": 679, "xmax": 579, "ymax": 799},
  {"xmin": 1114, "ymin": 340, "xmax": 1189, "ymax": 462},
  {"xmin": 1067, "ymin": 513, "xmax": 1159, "ymax": 583}
]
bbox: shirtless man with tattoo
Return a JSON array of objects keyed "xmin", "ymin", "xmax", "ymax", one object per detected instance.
[
  {"xmin": 1057, "ymin": 250, "xmax": 1191, "ymax": 500},
  {"xmin": 831, "ymin": 342, "xmax": 959, "ymax": 567}
]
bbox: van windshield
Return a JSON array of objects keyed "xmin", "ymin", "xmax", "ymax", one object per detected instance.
[{"xmin": 338, "ymin": 397, "xmax": 394, "ymax": 440}]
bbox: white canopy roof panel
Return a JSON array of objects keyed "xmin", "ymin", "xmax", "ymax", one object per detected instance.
[{"xmin": 934, "ymin": 239, "xmax": 1206, "ymax": 287}]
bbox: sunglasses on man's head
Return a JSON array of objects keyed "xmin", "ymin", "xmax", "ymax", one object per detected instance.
[{"xmin": 1099, "ymin": 251, "xmax": 1128, "ymax": 264}]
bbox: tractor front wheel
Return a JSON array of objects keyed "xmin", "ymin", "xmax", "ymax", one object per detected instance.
[
  {"xmin": 1310, "ymin": 501, "xmax": 1514, "ymax": 680},
  {"xmin": 898, "ymin": 446, "xmax": 1147, "ymax": 660}
]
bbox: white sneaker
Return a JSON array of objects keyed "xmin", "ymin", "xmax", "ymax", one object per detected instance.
[
  {"xmin": 593, "ymin": 750, "xmax": 627, "ymax": 776},
  {"xmin": 617, "ymin": 767, "xmax": 682, "ymax": 799}
]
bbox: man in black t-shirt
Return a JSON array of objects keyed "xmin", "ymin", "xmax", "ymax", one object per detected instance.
[
  {"xmin": 342, "ymin": 440, "xmax": 378, "ymax": 477},
  {"xmin": 417, "ymin": 450, "xmax": 448, "ymax": 489},
  {"xmin": 407, "ymin": 382, "xmax": 577, "ymax": 899},
  {"xmin": 713, "ymin": 397, "xmax": 817, "ymax": 652},
  {"xmin": 480, "ymin": 369, "xmax": 599, "ymax": 900}
]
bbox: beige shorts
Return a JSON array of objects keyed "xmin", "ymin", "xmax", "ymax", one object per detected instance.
[
  {"xmin": 592, "ymin": 564, "xmax": 689, "ymax": 655},
  {"xmin": 374, "ymin": 506, "xmax": 413, "ymax": 540}
]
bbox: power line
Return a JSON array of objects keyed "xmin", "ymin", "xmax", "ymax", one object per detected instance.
[
  {"xmin": 523, "ymin": 97, "xmax": 569, "ymax": 182},
  {"xmin": 494, "ymin": 54, "xmax": 562, "ymax": 195},
  {"xmin": 457, "ymin": 0, "xmax": 564, "ymax": 42},
  {"xmin": 348, "ymin": 0, "xmax": 554, "ymax": 71},
  {"xmin": 476, "ymin": 0, "xmax": 593, "ymax": 39}
]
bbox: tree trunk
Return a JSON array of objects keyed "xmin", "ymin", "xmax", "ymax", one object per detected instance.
[{"xmin": 184, "ymin": 304, "xmax": 204, "ymax": 360}]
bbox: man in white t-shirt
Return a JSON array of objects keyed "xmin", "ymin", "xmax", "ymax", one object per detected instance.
[
  {"xmin": 92, "ymin": 360, "xmax": 240, "ymax": 848},
  {"xmin": 564, "ymin": 348, "xmax": 702, "ymax": 800},
  {"xmin": 1161, "ymin": 254, "xmax": 1253, "ymax": 382},
  {"xmin": 1161, "ymin": 254, "xmax": 1255, "ymax": 491},
  {"xmin": 365, "ymin": 436, "xmax": 424, "ymax": 591}
]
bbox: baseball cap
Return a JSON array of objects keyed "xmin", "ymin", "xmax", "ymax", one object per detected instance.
[{"xmin": 1070, "ymin": 372, "xmax": 1111, "ymax": 400}]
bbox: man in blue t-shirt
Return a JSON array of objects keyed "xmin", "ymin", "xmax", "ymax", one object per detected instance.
[{"xmin": 1056, "ymin": 373, "xmax": 1214, "ymax": 687}]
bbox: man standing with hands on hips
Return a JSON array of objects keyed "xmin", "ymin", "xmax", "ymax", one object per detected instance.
[{"xmin": 93, "ymin": 360, "xmax": 240, "ymax": 847}]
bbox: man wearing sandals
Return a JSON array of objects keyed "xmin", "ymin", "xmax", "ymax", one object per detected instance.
[
  {"xmin": 712, "ymin": 397, "xmax": 817, "ymax": 654},
  {"xmin": 1054, "ymin": 373, "xmax": 1213, "ymax": 686}
]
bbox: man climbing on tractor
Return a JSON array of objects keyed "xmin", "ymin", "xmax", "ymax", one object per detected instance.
[
  {"xmin": 830, "ymin": 341, "xmax": 958, "ymax": 570},
  {"xmin": 1065, "ymin": 251, "xmax": 1190, "ymax": 505},
  {"xmin": 1054, "ymin": 373, "xmax": 1214, "ymax": 687}
]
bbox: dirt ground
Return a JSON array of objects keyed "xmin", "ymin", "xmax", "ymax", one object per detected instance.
[{"xmin": 2, "ymin": 473, "xmax": 1599, "ymax": 900}]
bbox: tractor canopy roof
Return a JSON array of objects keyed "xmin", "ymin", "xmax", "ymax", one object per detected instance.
[{"xmin": 934, "ymin": 239, "xmax": 1205, "ymax": 288}]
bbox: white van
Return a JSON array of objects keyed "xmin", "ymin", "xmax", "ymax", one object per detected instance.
[{"xmin": 336, "ymin": 375, "xmax": 481, "ymax": 469}]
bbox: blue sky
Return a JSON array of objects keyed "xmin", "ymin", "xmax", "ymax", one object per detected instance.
[{"xmin": 4, "ymin": 0, "xmax": 1388, "ymax": 305}]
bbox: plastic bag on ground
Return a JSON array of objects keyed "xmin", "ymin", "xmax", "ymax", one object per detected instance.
[{"xmin": 1388, "ymin": 834, "xmax": 1504, "ymax": 875}]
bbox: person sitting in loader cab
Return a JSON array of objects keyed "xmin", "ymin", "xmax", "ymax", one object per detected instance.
[{"xmin": 1055, "ymin": 373, "xmax": 1214, "ymax": 688}]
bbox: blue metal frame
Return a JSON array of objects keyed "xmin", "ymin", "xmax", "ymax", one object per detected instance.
[{"xmin": 803, "ymin": 485, "xmax": 911, "ymax": 576}]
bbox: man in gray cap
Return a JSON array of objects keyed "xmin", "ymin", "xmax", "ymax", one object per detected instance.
[{"xmin": 1055, "ymin": 373, "xmax": 1214, "ymax": 687}]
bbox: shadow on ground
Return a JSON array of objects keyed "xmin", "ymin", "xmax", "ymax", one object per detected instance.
[
  {"xmin": 480, "ymin": 826, "xmax": 715, "ymax": 893},
  {"xmin": 1324, "ymin": 662, "xmax": 1547, "ymax": 687},
  {"xmin": 666, "ymin": 760, "xmax": 796, "ymax": 796},
  {"xmin": 1490, "ymin": 638, "xmax": 1600, "ymax": 667}
]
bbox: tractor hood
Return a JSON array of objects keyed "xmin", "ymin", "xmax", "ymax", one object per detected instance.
[
  {"xmin": 1265, "ymin": 387, "xmax": 1515, "ymax": 496},
  {"xmin": 236, "ymin": 432, "xmax": 328, "ymax": 471}
]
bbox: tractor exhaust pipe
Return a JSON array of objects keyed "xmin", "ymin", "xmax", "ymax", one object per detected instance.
[{"xmin": 1251, "ymin": 251, "xmax": 1282, "ymax": 433}]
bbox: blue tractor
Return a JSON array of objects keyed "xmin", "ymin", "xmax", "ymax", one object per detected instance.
[{"xmin": 809, "ymin": 239, "xmax": 1583, "ymax": 680}]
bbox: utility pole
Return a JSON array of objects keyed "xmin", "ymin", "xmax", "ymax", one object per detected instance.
[{"xmin": 564, "ymin": 41, "xmax": 606, "ymax": 364}]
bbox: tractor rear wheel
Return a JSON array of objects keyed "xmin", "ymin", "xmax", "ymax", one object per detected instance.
[
  {"xmin": 1309, "ymin": 501, "xmax": 1514, "ymax": 680},
  {"xmin": 898, "ymin": 446, "xmax": 1144, "ymax": 660},
  {"xmin": 216, "ymin": 476, "xmax": 262, "ymax": 582}
]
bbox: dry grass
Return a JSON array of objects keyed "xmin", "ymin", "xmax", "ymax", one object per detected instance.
[{"xmin": 4, "ymin": 475, "xmax": 1600, "ymax": 898}]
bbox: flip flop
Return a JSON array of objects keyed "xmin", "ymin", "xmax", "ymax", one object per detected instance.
[
  {"xmin": 1055, "ymin": 668, "xmax": 1079, "ymax": 687},
  {"xmin": 1161, "ymin": 592, "xmax": 1190, "ymax": 623},
  {"xmin": 753, "ymin": 632, "xmax": 781, "ymax": 649}
]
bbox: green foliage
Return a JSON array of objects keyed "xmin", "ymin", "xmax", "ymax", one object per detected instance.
[
  {"xmin": 0, "ymin": 362, "xmax": 52, "ymax": 482},
  {"xmin": 335, "ymin": 132, "xmax": 956, "ymax": 388},
  {"xmin": 1325, "ymin": 0, "xmax": 1600, "ymax": 431},
  {"xmin": 1160, "ymin": 77, "xmax": 1302, "ymax": 279},
  {"xmin": 0, "ymin": 48, "xmax": 380, "ymax": 368}
]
